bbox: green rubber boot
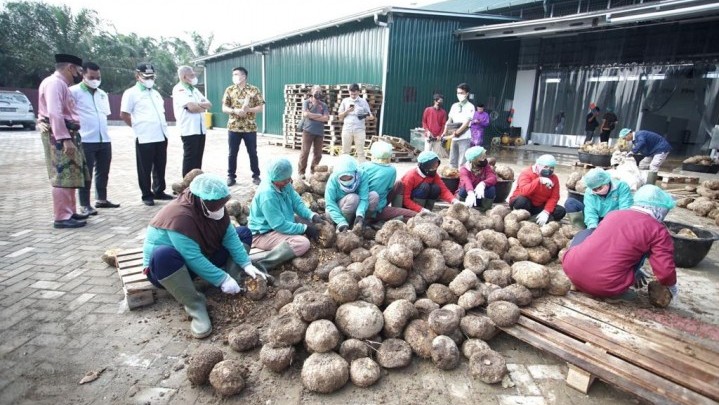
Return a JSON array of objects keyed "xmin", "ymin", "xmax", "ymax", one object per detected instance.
[
  {"xmin": 479, "ymin": 197, "xmax": 494, "ymax": 212},
  {"xmin": 425, "ymin": 199, "xmax": 436, "ymax": 211},
  {"xmin": 158, "ymin": 266, "xmax": 211, "ymax": 339},
  {"xmin": 646, "ymin": 171, "xmax": 658, "ymax": 186},
  {"xmin": 567, "ymin": 212, "xmax": 586, "ymax": 229},
  {"xmin": 255, "ymin": 242, "xmax": 296, "ymax": 272},
  {"xmin": 411, "ymin": 198, "xmax": 427, "ymax": 210}
]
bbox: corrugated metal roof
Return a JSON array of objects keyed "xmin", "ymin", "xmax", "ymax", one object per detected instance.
[
  {"xmin": 420, "ymin": 0, "xmax": 541, "ymax": 13},
  {"xmin": 194, "ymin": 6, "xmax": 515, "ymax": 63}
]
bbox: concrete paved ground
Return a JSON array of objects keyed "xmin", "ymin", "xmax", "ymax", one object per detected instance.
[{"xmin": 0, "ymin": 126, "xmax": 716, "ymax": 404}]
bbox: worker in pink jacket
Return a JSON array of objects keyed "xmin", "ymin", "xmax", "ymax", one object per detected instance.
[{"xmin": 562, "ymin": 185, "xmax": 678, "ymax": 305}]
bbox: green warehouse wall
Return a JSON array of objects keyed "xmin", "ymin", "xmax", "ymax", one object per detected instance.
[{"xmin": 384, "ymin": 16, "xmax": 520, "ymax": 140}]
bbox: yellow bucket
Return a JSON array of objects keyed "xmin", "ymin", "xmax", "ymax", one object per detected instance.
[{"xmin": 203, "ymin": 112, "xmax": 213, "ymax": 129}]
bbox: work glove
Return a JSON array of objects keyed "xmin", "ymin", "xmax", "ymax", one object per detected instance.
[
  {"xmin": 668, "ymin": 284, "xmax": 678, "ymax": 301},
  {"xmin": 474, "ymin": 182, "xmax": 486, "ymax": 199},
  {"xmin": 464, "ymin": 191, "xmax": 476, "ymax": 208},
  {"xmin": 311, "ymin": 213, "xmax": 325, "ymax": 224},
  {"xmin": 633, "ymin": 268, "xmax": 650, "ymax": 289},
  {"xmin": 421, "ymin": 208, "xmax": 431, "ymax": 213},
  {"xmin": 336, "ymin": 223, "xmax": 349, "ymax": 233},
  {"xmin": 535, "ymin": 210, "xmax": 550, "ymax": 226},
  {"xmin": 220, "ymin": 274, "xmax": 242, "ymax": 294},
  {"xmin": 538, "ymin": 177, "xmax": 554, "ymax": 188},
  {"xmin": 243, "ymin": 264, "xmax": 266, "ymax": 280},
  {"xmin": 626, "ymin": 151, "xmax": 634, "ymax": 156},
  {"xmin": 304, "ymin": 223, "xmax": 320, "ymax": 240},
  {"xmin": 451, "ymin": 198, "xmax": 460, "ymax": 205},
  {"xmin": 352, "ymin": 215, "xmax": 364, "ymax": 230}
]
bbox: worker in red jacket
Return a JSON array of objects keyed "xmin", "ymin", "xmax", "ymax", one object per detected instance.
[
  {"xmin": 509, "ymin": 154, "xmax": 565, "ymax": 225},
  {"xmin": 562, "ymin": 185, "xmax": 678, "ymax": 305},
  {"xmin": 394, "ymin": 151, "xmax": 458, "ymax": 212}
]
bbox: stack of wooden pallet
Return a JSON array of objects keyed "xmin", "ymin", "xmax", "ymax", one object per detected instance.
[
  {"xmin": 367, "ymin": 135, "xmax": 420, "ymax": 163},
  {"xmin": 281, "ymin": 83, "xmax": 382, "ymax": 154}
]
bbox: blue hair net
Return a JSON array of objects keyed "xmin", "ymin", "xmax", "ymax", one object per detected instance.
[
  {"xmin": 583, "ymin": 168, "xmax": 611, "ymax": 189},
  {"xmin": 464, "ymin": 146, "xmax": 486, "ymax": 162},
  {"xmin": 370, "ymin": 141, "xmax": 393, "ymax": 160},
  {"xmin": 189, "ymin": 174, "xmax": 230, "ymax": 200},
  {"xmin": 536, "ymin": 154, "xmax": 557, "ymax": 167},
  {"xmin": 268, "ymin": 158, "xmax": 293, "ymax": 182},
  {"xmin": 633, "ymin": 185, "xmax": 676, "ymax": 210},
  {"xmin": 418, "ymin": 151, "xmax": 439, "ymax": 164},
  {"xmin": 619, "ymin": 128, "xmax": 632, "ymax": 138}
]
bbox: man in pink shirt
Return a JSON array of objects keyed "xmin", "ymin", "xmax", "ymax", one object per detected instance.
[
  {"xmin": 562, "ymin": 185, "xmax": 678, "ymax": 306},
  {"xmin": 38, "ymin": 54, "xmax": 89, "ymax": 229}
]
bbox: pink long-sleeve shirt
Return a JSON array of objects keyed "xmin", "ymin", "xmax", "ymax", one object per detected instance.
[
  {"xmin": 458, "ymin": 163, "xmax": 497, "ymax": 195},
  {"xmin": 38, "ymin": 72, "xmax": 79, "ymax": 141},
  {"xmin": 562, "ymin": 210, "xmax": 676, "ymax": 297}
]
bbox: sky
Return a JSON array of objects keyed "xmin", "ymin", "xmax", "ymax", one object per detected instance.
[{"xmin": 16, "ymin": 0, "xmax": 442, "ymax": 49}]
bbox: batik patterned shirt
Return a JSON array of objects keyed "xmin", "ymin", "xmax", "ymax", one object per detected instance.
[{"xmin": 222, "ymin": 83, "xmax": 265, "ymax": 132}]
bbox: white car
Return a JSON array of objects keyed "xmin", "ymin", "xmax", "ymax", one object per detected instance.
[{"xmin": 0, "ymin": 90, "xmax": 36, "ymax": 130}]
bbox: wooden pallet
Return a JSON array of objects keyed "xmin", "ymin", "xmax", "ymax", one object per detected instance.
[
  {"xmin": 573, "ymin": 161, "xmax": 610, "ymax": 169},
  {"xmin": 657, "ymin": 172, "xmax": 700, "ymax": 185},
  {"xmin": 500, "ymin": 292, "xmax": 719, "ymax": 404},
  {"xmin": 115, "ymin": 248, "xmax": 156, "ymax": 310}
]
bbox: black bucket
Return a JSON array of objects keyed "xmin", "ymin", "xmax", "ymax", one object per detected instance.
[
  {"xmin": 589, "ymin": 153, "xmax": 611, "ymax": 168},
  {"xmin": 682, "ymin": 163, "xmax": 719, "ymax": 174},
  {"xmin": 578, "ymin": 151, "xmax": 591, "ymax": 164},
  {"xmin": 664, "ymin": 221, "xmax": 719, "ymax": 268},
  {"xmin": 567, "ymin": 190, "xmax": 584, "ymax": 204},
  {"xmin": 441, "ymin": 177, "xmax": 459, "ymax": 194},
  {"xmin": 494, "ymin": 180, "xmax": 513, "ymax": 203}
]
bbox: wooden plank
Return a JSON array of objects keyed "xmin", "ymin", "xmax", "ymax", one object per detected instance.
[
  {"xmin": 563, "ymin": 294, "xmax": 719, "ymax": 356},
  {"xmin": 502, "ymin": 316, "xmax": 715, "ymax": 405},
  {"xmin": 118, "ymin": 266, "xmax": 145, "ymax": 277},
  {"xmin": 123, "ymin": 273, "xmax": 150, "ymax": 284},
  {"xmin": 523, "ymin": 301, "xmax": 719, "ymax": 399},
  {"xmin": 116, "ymin": 248, "xmax": 143, "ymax": 258}
]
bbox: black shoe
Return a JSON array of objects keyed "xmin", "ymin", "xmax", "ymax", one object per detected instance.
[
  {"xmin": 95, "ymin": 200, "xmax": 120, "ymax": 208},
  {"xmin": 142, "ymin": 198, "xmax": 155, "ymax": 206},
  {"xmin": 252, "ymin": 177, "xmax": 261, "ymax": 185},
  {"xmin": 153, "ymin": 192, "xmax": 174, "ymax": 200},
  {"xmin": 71, "ymin": 211, "xmax": 90, "ymax": 220},
  {"xmin": 227, "ymin": 178, "xmax": 236, "ymax": 187},
  {"xmin": 79, "ymin": 206, "xmax": 98, "ymax": 216},
  {"xmin": 54, "ymin": 218, "xmax": 86, "ymax": 229}
]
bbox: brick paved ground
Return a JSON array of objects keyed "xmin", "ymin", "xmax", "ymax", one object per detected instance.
[{"xmin": 0, "ymin": 126, "xmax": 713, "ymax": 404}]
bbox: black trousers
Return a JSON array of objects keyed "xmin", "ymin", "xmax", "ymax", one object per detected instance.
[
  {"xmin": 181, "ymin": 134, "xmax": 205, "ymax": 177},
  {"xmin": 78, "ymin": 142, "xmax": 112, "ymax": 206},
  {"xmin": 509, "ymin": 195, "xmax": 566, "ymax": 221},
  {"xmin": 227, "ymin": 131, "xmax": 260, "ymax": 180},
  {"xmin": 135, "ymin": 139, "xmax": 167, "ymax": 200}
]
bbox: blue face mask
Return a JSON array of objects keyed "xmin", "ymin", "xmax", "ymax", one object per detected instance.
[{"xmin": 540, "ymin": 169, "xmax": 554, "ymax": 177}]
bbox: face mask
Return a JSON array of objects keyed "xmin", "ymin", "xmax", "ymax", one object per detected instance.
[
  {"xmin": 313, "ymin": 92, "xmax": 322, "ymax": 99},
  {"xmin": 189, "ymin": 77, "xmax": 198, "ymax": 86},
  {"xmin": 72, "ymin": 72, "xmax": 82, "ymax": 84},
  {"xmin": 339, "ymin": 178, "xmax": 355, "ymax": 188},
  {"xmin": 594, "ymin": 184, "xmax": 610, "ymax": 196},
  {"xmin": 457, "ymin": 93, "xmax": 467, "ymax": 102},
  {"xmin": 232, "ymin": 75, "xmax": 243, "ymax": 85},
  {"xmin": 477, "ymin": 160, "xmax": 487, "ymax": 167},
  {"xmin": 84, "ymin": 79, "xmax": 101, "ymax": 89},
  {"xmin": 141, "ymin": 79, "xmax": 155, "ymax": 89},
  {"xmin": 540, "ymin": 169, "xmax": 554, "ymax": 177},
  {"xmin": 201, "ymin": 200, "xmax": 225, "ymax": 220}
]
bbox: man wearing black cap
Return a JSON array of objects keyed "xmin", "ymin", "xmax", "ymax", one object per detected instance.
[
  {"xmin": 38, "ymin": 53, "xmax": 91, "ymax": 229},
  {"xmin": 120, "ymin": 63, "xmax": 172, "ymax": 206}
]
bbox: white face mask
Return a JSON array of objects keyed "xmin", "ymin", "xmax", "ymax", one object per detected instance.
[
  {"xmin": 188, "ymin": 77, "xmax": 198, "ymax": 86},
  {"xmin": 457, "ymin": 93, "xmax": 467, "ymax": 102},
  {"xmin": 141, "ymin": 79, "xmax": 155, "ymax": 89},
  {"xmin": 84, "ymin": 79, "xmax": 101, "ymax": 89},
  {"xmin": 201, "ymin": 200, "xmax": 225, "ymax": 220},
  {"xmin": 232, "ymin": 76, "xmax": 242, "ymax": 85}
]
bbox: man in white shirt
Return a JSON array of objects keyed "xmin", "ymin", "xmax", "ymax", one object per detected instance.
[
  {"xmin": 121, "ymin": 63, "xmax": 172, "ymax": 206},
  {"xmin": 338, "ymin": 83, "xmax": 374, "ymax": 162},
  {"xmin": 69, "ymin": 62, "xmax": 120, "ymax": 216},
  {"xmin": 172, "ymin": 66, "xmax": 212, "ymax": 177},
  {"xmin": 444, "ymin": 83, "xmax": 475, "ymax": 168}
]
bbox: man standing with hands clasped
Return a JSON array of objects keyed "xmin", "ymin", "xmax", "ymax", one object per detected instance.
[
  {"xmin": 121, "ymin": 63, "xmax": 172, "ymax": 206},
  {"xmin": 173, "ymin": 65, "xmax": 212, "ymax": 177},
  {"xmin": 222, "ymin": 67, "xmax": 265, "ymax": 186},
  {"xmin": 69, "ymin": 61, "xmax": 120, "ymax": 216},
  {"xmin": 38, "ymin": 53, "xmax": 91, "ymax": 228}
]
